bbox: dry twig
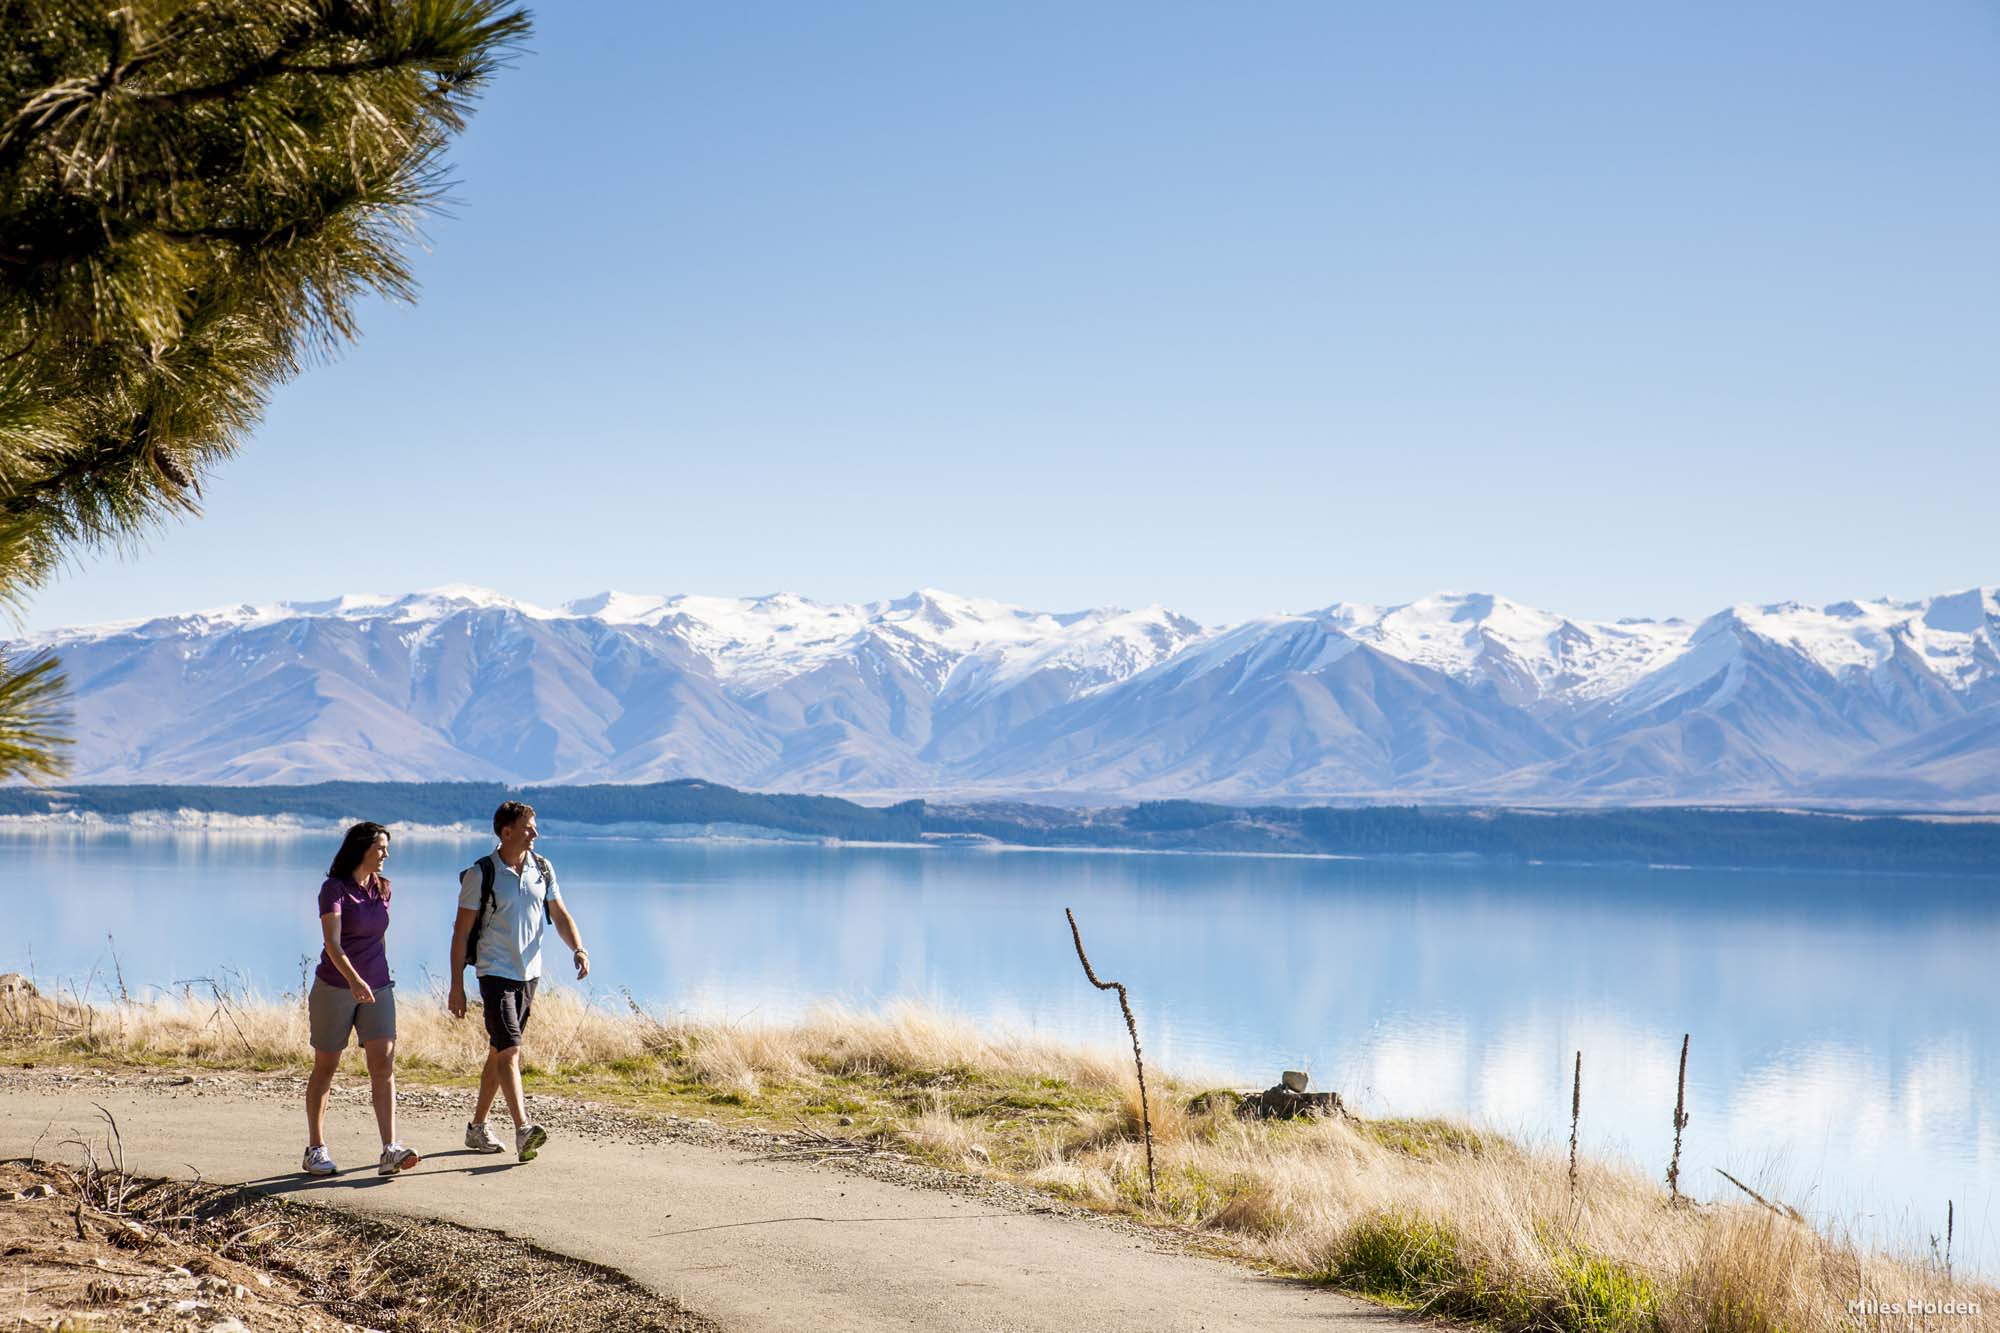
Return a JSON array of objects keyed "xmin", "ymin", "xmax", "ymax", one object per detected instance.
[
  {"xmin": 1064, "ymin": 907, "xmax": 1154, "ymax": 1195},
  {"xmin": 1667, "ymin": 1032, "xmax": 1690, "ymax": 1204},
  {"xmin": 1715, "ymin": 1167, "xmax": 1803, "ymax": 1222},
  {"xmin": 1567, "ymin": 1049, "xmax": 1582, "ymax": 1204}
]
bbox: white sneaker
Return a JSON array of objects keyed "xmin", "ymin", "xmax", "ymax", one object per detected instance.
[
  {"xmin": 515, "ymin": 1123, "xmax": 548, "ymax": 1162},
  {"xmin": 464, "ymin": 1121, "xmax": 505, "ymax": 1154},
  {"xmin": 301, "ymin": 1145, "xmax": 336, "ymax": 1176},
  {"xmin": 377, "ymin": 1143, "xmax": 420, "ymax": 1176}
]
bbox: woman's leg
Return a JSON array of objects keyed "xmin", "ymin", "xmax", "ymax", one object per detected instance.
[
  {"xmin": 362, "ymin": 1038, "xmax": 396, "ymax": 1146},
  {"xmin": 305, "ymin": 1047, "xmax": 341, "ymax": 1146}
]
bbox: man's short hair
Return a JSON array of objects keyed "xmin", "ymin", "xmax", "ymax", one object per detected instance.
[{"xmin": 493, "ymin": 800, "xmax": 536, "ymax": 837}]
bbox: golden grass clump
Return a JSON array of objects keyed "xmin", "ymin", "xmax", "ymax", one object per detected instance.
[{"xmin": 3, "ymin": 987, "xmax": 1993, "ymax": 1333}]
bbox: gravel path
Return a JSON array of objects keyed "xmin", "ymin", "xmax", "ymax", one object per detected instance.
[{"xmin": 0, "ymin": 1068, "xmax": 1414, "ymax": 1332}]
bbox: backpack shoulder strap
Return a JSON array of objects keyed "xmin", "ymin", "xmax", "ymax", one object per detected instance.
[
  {"xmin": 532, "ymin": 853, "xmax": 554, "ymax": 921},
  {"xmin": 461, "ymin": 856, "xmax": 497, "ymax": 974}
]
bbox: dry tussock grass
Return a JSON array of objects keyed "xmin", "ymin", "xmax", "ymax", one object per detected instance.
[
  {"xmin": 4, "ymin": 986, "xmax": 1991, "ymax": 1333},
  {"xmin": 1, "ymin": 981, "xmax": 1134, "ymax": 1100},
  {"xmin": 1025, "ymin": 1092, "xmax": 1992, "ymax": 1332}
]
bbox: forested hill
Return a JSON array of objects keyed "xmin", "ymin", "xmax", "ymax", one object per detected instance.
[
  {"xmin": 0, "ymin": 780, "xmax": 923, "ymax": 844},
  {"xmin": 1, "ymin": 780, "xmax": 1996, "ymax": 874}
]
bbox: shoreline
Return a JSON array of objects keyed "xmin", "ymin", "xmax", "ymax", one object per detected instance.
[
  {"xmin": 6, "ymin": 808, "xmax": 2000, "ymax": 880},
  {"xmin": 9, "ymin": 778, "xmax": 2000, "ymax": 874}
]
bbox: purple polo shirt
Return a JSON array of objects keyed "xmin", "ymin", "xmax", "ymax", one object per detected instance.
[{"xmin": 314, "ymin": 876, "xmax": 392, "ymax": 990}]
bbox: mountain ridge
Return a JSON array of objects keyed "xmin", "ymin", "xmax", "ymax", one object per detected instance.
[{"xmin": 15, "ymin": 582, "xmax": 2000, "ymax": 806}]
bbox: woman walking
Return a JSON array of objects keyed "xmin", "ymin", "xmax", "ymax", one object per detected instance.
[{"xmin": 303, "ymin": 822, "xmax": 420, "ymax": 1176}]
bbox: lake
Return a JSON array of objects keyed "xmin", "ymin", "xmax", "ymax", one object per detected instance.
[{"xmin": 5, "ymin": 827, "xmax": 1995, "ymax": 1270}]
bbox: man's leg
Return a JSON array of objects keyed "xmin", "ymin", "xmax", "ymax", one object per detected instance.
[
  {"xmin": 474, "ymin": 1047, "xmax": 503, "ymax": 1124},
  {"xmin": 472, "ymin": 974, "xmax": 510, "ymax": 1125},
  {"xmin": 494, "ymin": 1044, "xmax": 527, "ymax": 1127},
  {"xmin": 474, "ymin": 978, "xmax": 529, "ymax": 1128}
]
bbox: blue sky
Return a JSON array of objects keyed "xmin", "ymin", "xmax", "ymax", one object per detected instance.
[{"xmin": 29, "ymin": 0, "xmax": 2000, "ymax": 631}]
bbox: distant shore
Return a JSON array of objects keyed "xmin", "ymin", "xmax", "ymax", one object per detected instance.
[{"xmin": 5, "ymin": 778, "xmax": 2000, "ymax": 874}]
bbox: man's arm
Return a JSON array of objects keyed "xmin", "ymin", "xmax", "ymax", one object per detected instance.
[
  {"xmin": 448, "ymin": 907, "xmax": 478, "ymax": 1018},
  {"xmin": 549, "ymin": 898, "xmax": 589, "ymax": 979}
]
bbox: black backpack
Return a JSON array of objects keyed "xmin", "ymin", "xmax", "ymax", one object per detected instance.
[{"xmin": 461, "ymin": 852, "xmax": 555, "ymax": 973}]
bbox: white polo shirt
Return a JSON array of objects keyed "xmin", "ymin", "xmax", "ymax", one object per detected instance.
[{"xmin": 458, "ymin": 850, "xmax": 563, "ymax": 982}]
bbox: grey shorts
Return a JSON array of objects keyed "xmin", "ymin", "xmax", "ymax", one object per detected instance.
[{"xmin": 307, "ymin": 978, "xmax": 397, "ymax": 1052}]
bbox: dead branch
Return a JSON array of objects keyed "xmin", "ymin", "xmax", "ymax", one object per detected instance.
[{"xmin": 1064, "ymin": 907, "xmax": 1154, "ymax": 1195}]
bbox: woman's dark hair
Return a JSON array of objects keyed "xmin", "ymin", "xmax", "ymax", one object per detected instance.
[{"xmin": 327, "ymin": 822, "xmax": 392, "ymax": 897}]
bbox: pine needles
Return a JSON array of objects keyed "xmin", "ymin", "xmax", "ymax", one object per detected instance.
[
  {"xmin": 0, "ymin": 648, "xmax": 67, "ymax": 779},
  {"xmin": 0, "ymin": 0, "xmax": 531, "ymax": 779}
]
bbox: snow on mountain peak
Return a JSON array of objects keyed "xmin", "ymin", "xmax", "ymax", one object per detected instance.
[
  {"xmin": 563, "ymin": 591, "xmax": 671, "ymax": 623},
  {"xmin": 1724, "ymin": 589, "xmax": 2000, "ymax": 687},
  {"xmin": 1320, "ymin": 592, "xmax": 1690, "ymax": 700},
  {"xmin": 23, "ymin": 583, "xmax": 1999, "ymax": 708},
  {"xmin": 646, "ymin": 593, "xmax": 872, "ymax": 687},
  {"xmin": 385, "ymin": 585, "xmax": 558, "ymax": 620},
  {"xmin": 936, "ymin": 602, "xmax": 1210, "ymax": 703}
]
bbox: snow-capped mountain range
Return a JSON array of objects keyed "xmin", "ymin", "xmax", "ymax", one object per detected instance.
[{"xmin": 17, "ymin": 582, "xmax": 2000, "ymax": 806}]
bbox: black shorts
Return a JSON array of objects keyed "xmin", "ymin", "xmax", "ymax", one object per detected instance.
[{"xmin": 478, "ymin": 975, "xmax": 538, "ymax": 1051}]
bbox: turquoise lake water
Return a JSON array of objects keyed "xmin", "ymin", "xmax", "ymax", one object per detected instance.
[{"xmin": 5, "ymin": 828, "xmax": 1994, "ymax": 1270}]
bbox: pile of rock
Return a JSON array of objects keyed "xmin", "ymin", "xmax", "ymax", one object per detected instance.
[{"xmin": 1236, "ymin": 1070, "xmax": 1344, "ymax": 1121}]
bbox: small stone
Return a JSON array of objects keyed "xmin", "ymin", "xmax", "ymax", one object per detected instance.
[
  {"xmin": 205, "ymin": 1319, "xmax": 252, "ymax": 1333},
  {"xmin": 967, "ymin": 1144, "xmax": 991, "ymax": 1163},
  {"xmin": 164, "ymin": 1264, "xmax": 192, "ymax": 1279},
  {"xmin": 252, "ymin": 1274, "xmax": 272, "ymax": 1289},
  {"xmin": 836, "ymin": 1115, "xmax": 854, "ymax": 1126},
  {"xmin": 1281, "ymin": 1070, "xmax": 1309, "ymax": 1093},
  {"xmin": 171, "ymin": 1298, "xmax": 208, "ymax": 1313}
]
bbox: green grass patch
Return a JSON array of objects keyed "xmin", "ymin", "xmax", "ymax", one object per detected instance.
[
  {"xmin": 1111, "ymin": 1161, "xmax": 1235, "ymax": 1216},
  {"xmin": 1551, "ymin": 1247, "xmax": 1659, "ymax": 1333},
  {"xmin": 1358, "ymin": 1116, "xmax": 1492, "ymax": 1160},
  {"xmin": 1325, "ymin": 1212, "xmax": 1467, "ymax": 1305},
  {"xmin": 1323, "ymin": 1215, "xmax": 1661, "ymax": 1333},
  {"xmin": 801, "ymin": 1096, "xmax": 868, "ymax": 1115}
]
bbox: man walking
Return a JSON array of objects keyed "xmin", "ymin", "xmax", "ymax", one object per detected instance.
[{"xmin": 449, "ymin": 801, "xmax": 590, "ymax": 1161}]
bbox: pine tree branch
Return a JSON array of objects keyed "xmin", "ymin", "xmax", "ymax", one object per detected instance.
[
  {"xmin": 0, "ymin": 650, "xmax": 70, "ymax": 783},
  {"xmin": 0, "ymin": 0, "xmax": 532, "ymax": 774}
]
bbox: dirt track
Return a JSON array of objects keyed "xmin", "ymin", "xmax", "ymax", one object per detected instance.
[{"xmin": 0, "ymin": 1074, "xmax": 1413, "ymax": 1332}]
